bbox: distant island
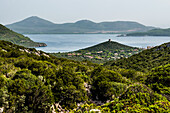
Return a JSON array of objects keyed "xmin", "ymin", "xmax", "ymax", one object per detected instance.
[
  {"xmin": 125, "ymin": 28, "xmax": 170, "ymax": 36},
  {"xmin": 0, "ymin": 24, "xmax": 47, "ymax": 47},
  {"xmin": 6, "ymin": 16, "xmax": 154, "ymax": 34},
  {"xmin": 51, "ymin": 39, "xmax": 144, "ymax": 63}
]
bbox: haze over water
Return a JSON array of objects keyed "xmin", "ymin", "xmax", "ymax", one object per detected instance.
[{"xmin": 25, "ymin": 34, "xmax": 170, "ymax": 53}]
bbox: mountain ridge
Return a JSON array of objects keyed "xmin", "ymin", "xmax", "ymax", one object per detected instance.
[{"xmin": 6, "ymin": 16, "xmax": 155, "ymax": 34}]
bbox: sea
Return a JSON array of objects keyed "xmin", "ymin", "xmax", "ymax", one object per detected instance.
[{"xmin": 25, "ymin": 34, "xmax": 170, "ymax": 53}]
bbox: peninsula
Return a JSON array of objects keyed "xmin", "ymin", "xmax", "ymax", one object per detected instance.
[{"xmin": 0, "ymin": 24, "xmax": 47, "ymax": 47}]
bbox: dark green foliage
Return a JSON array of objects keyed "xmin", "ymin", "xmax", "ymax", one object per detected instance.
[
  {"xmin": 6, "ymin": 16, "xmax": 154, "ymax": 34},
  {"xmin": 146, "ymin": 64, "xmax": 170, "ymax": 100},
  {"xmin": 7, "ymin": 69, "xmax": 54, "ymax": 112},
  {"xmin": 146, "ymin": 64, "xmax": 170, "ymax": 87},
  {"xmin": 0, "ymin": 24, "xmax": 46, "ymax": 47},
  {"xmin": 106, "ymin": 66, "xmax": 147, "ymax": 83},
  {"xmin": 102, "ymin": 84, "xmax": 170, "ymax": 113},
  {"xmin": 127, "ymin": 28, "xmax": 170, "ymax": 36},
  {"xmin": 91, "ymin": 67, "xmax": 128, "ymax": 101},
  {"xmin": 53, "ymin": 67, "xmax": 88, "ymax": 109}
]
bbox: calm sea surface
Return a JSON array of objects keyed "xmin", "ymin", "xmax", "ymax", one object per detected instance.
[{"xmin": 25, "ymin": 34, "xmax": 170, "ymax": 53}]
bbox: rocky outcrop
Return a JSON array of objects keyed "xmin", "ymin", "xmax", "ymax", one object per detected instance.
[
  {"xmin": 51, "ymin": 103, "xmax": 68, "ymax": 113},
  {"xmin": 36, "ymin": 43, "xmax": 47, "ymax": 47},
  {"xmin": 0, "ymin": 107, "xmax": 4, "ymax": 113}
]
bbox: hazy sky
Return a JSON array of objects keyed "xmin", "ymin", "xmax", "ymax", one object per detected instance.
[{"xmin": 1, "ymin": 0, "xmax": 170, "ymax": 28}]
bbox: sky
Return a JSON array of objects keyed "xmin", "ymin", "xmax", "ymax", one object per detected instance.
[{"xmin": 0, "ymin": 0, "xmax": 170, "ymax": 28}]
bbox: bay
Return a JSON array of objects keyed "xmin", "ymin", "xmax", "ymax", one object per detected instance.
[{"xmin": 25, "ymin": 34, "xmax": 170, "ymax": 53}]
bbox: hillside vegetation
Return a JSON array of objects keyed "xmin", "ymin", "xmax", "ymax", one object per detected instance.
[
  {"xmin": 0, "ymin": 24, "xmax": 46, "ymax": 47},
  {"xmin": 0, "ymin": 40, "xmax": 169, "ymax": 112},
  {"xmin": 105, "ymin": 42, "xmax": 170, "ymax": 72},
  {"xmin": 6, "ymin": 16, "xmax": 154, "ymax": 34}
]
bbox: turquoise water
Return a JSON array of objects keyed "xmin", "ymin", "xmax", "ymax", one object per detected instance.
[{"xmin": 25, "ymin": 34, "xmax": 170, "ymax": 53}]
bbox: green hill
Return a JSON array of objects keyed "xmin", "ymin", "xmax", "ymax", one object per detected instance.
[
  {"xmin": 0, "ymin": 40, "xmax": 169, "ymax": 112},
  {"xmin": 0, "ymin": 24, "xmax": 47, "ymax": 47},
  {"xmin": 77, "ymin": 40, "xmax": 136, "ymax": 52},
  {"xmin": 126, "ymin": 28, "xmax": 170, "ymax": 36},
  {"xmin": 106, "ymin": 42, "xmax": 170, "ymax": 72},
  {"xmin": 6, "ymin": 16, "xmax": 154, "ymax": 34},
  {"xmin": 51, "ymin": 40, "xmax": 143, "ymax": 64}
]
